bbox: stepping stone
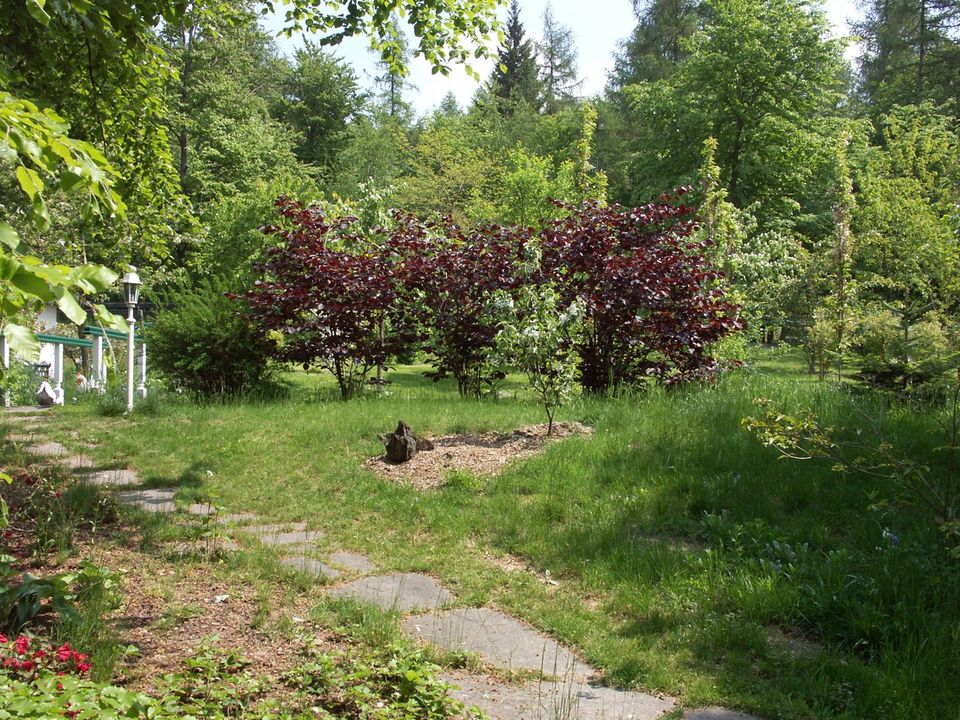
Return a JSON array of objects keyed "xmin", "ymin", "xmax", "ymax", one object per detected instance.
[
  {"xmin": 260, "ymin": 530, "xmax": 323, "ymax": 547},
  {"xmin": 2, "ymin": 406, "xmax": 51, "ymax": 415},
  {"xmin": 281, "ymin": 555, "xmax": 339, "ymax": 579},
  {"xmin": 76, "ymin": 468, "xmax": 141, "ymax": 487},
  {"xmin": 23, "ymin": 441, "xmax": 66, "ymax": 457},
  {"xmin": 186, "ymin": 503, "xmax": 217, "ymax": 516},
  {"xmin": 239, "ymin": 523, "xmax": 321, "ymax": 547},
  {"xmin": 442, "ymin": 671, "xmax": 675, "ymax": 720},
  {"xmin": 165, "ymin": 538, "xmax": 241, "ymax": 555},
  {"xmin": 185, "ymin": 506, "xmax": 258, "ymax": 524},
  {"xmin": 685, "ymin": 708, "xmax": 763, "ymax": 720},
  {"xmin": 404, "ymin": 608, "xmax": 590, "ymax": 678},
  {"xmin": 116, "ymin": 488, "xmax": 176, "ymax": 513},
  {"xmin": 329, "ymin": 551, "xmax": 376, "ymax": 574},
  {"xmin": 5, "ymin": 433, "xmax": 39, "ymax": 443},
  {"xmin": 58, "ymin": 454, "xmax": 94, "ymax": 469},
  {"xmin": 330, "ymin": 573, "xmax": 454, "ymax": 612},
  {"xmin": 242, "ymin": 522, "xmax": 307, "ymax": 534}
]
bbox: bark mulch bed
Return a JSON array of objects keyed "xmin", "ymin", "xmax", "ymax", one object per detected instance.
[{"xmin": 365, "ymin": 421, "xmax": 593, "ymax": 490}]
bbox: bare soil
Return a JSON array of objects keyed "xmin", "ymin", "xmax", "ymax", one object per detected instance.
[{"xmin": 365, "ymin": 422, "xmax": 593, "ymax": 490}]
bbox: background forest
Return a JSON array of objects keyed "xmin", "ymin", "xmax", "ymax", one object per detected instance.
[{"xmin": 3, "ymin": 0, "xmax": 959, "ymax": 389}]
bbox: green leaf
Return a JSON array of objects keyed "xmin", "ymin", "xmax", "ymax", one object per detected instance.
[
  {"xmin": 53, "ymin": 287, "xmax": 87, "ymax": 325},
  {"xmin": 0, "ymin": 253, "xmax": 20, "ymax": 282},
  {"xmin": 3, "ymin": 323, "xmax": 40, "ymax": 361},
  {"xmin": 10, "ymin": 266, "xmax": 54, "ymax": 301},
  {"xmin": 25, "ymin": 0, "xmax": 51, "ymax": 24},
  {"xmin": 15, "ymin": 165, "xmax": 43, "ymax": 200},
  {"xmin": 90, "ymin": 304, "xmax": 128, "ymax": 333},
  {"xmin": 71, "ymin": 264, "xmax": 118, "ymax": 293},
  {"xmin": 0, "ymin": 223, "xmax": 20, "ymax": 251}
]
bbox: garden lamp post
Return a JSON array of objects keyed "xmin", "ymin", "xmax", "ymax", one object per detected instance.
[{"xmin": 122, "ymin": 267, "xmax": 141, "ymax": 413}]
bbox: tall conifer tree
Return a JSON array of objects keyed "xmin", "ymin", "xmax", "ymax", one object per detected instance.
[
  {"xmin": 491, "ymin": 0, "xmax": 542, "ymax": 109},
  {"xmin": 537, "ymin": 4, "xmax": 581, "ymax": 112}
]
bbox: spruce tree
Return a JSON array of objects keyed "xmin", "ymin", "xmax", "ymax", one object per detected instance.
[{"xmin": 491, "ymin": 0, "xmax": 542, "ymax": 109}]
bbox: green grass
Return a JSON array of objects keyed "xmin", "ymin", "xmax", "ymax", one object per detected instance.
[{"xmin": 35, "ymin": 352, "xmax": 960, "ymax": 719}]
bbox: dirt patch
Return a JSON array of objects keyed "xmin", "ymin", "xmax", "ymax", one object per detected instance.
[
  {"xmin": 365, "ymin": 422, "xmax": 593, "ymax": 490},
  {"xmin": 110, "ymin": 547, "xmax": 315, "ymax": 691}
]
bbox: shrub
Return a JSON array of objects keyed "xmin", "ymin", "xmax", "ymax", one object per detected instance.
[
  {"xmin": 148, "ymin": 276, "xmax": 275, "ymax": 399},
  {"xmin": 853, "ymin": 308, "xmax": 958, "ymax": 390},
  {"xmin": 396, "ymin": 215, "xmax": 528, "ymax": 398},
  {"xmin": 539, "ymin": 200, "xmax": 741, "ymax": 393},
  {"xmin": 243, "ymin": 198, "xmax": 411, "ymax": 400}
]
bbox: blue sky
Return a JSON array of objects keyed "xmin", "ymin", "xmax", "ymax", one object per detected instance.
[{"xmin": 264, "ymin": 0, "xmax": 861, "ymax": 117}]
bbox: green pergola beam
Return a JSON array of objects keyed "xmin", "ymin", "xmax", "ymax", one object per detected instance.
[
  {"xmin": 82, "ymin": 325, "xmax": 130, "ymax": 342},
  {"xmin": 35, "ymin": 333, "xmax": 94, "ymax": 349}
]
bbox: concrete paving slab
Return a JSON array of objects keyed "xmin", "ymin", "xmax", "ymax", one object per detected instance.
[
  {"xmin": 404, "ymin": 608, "xmax": 590, "ymax": 678},
  {"xmin": 184, "ymin": 505, "xmax": 260, "ymax": 524},
  {"xmin": 260, "ymin": 530, "xmax": 323, "ymax": 547},
  {"xmin": 330, "ymin": 573, "xmax": 455, "ymax": 612},
  {"xmin": 58, "ymin": 454, "xmax": 94, "ymax": 469},
  {"xmin": 5, "ymin": 433, "xmax": 40, "ymax": 443},
  {"xmin": 241, "ymin": 522, "xmax": 307, "ymax": 534},
  {"xmin": 2, "ymin": 406, "xmax": 51, "ymax": 415},
  {"xmin": 684, "ymin": 708, "xmax": 762, "ymax": 720},
  {"xmin": 116, "ymin": 488, "xmax": 176, "ymax": 513},
  {"xmin": 76, "ymin": 468, "xmax": 141, "ymax": 487},
  {"xmin": 329, "ymin": 551, "xmax": 376, "ymax": 574},
  {"xmin": 281, "ymin": 555, "xmax": 339, "ymax": 579},
  {"xmin": 442, "ymin": 672, "xmax": 675, "ymax": 720},
  {"xmin": 24, "ymin": 441, "xmax": 67, "ymax": 457}
]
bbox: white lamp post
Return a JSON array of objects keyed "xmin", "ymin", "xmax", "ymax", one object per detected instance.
[{"xmin": 122, "ymin": 267, "xmax": 141, "ymax": 413}]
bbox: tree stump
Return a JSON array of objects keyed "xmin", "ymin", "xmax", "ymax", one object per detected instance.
[{"xmin": 384, "ymin": 421, "xmax": 419, "ymax": 463}]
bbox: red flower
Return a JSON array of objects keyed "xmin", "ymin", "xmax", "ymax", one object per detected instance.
[
  {"xmin": 14, "ymin": 636, "xmax": 29, "ymax": 655},
  {"xmin": 20, "ymin": 660, "xmax": 35, "ymax": 671},
  {"xmin": 0, "ymin": 633, "xmax": 7, "ymax": 643},
  {"xmin": 3, "ymin": 658, "xmax": 20, "ymax": 669},
  {"xmin": 56, "ymin": 645, "xmax": 72, "ymax": 663},
  {"xmin": 76, "ymin": 661, "xmax": 91, "ymax": 674},
  {"xmin": 33, "ymin": 649, "xmax": 46, "ymax": 659}
]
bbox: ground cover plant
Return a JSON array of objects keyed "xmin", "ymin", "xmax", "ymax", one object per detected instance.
[{"xmin": 45, "ymin": 351, "xmax": 960, "ymax": 720}]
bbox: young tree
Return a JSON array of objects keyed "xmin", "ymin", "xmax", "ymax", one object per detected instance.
[
  {"xmin": 537, "ymin": 4, "xmax": 581, "ymax": 113},
  {"xmin": 491, "ymin": 0, "xmax": 542, "ymax": 109},
  {"xmin": 495, "ymin": 285, "xmax": 583, "ymax": 435},
  {"xmin": 397, "ymin": 219, "xmax": 528, "ymax": 398}
]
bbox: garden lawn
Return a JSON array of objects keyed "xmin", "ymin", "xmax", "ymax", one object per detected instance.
[{"xmin": 47, "ymin": 357, "xmax": 960, "ymax": 720}]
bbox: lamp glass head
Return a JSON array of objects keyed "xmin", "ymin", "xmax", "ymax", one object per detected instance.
[{"xmin": 122, "ymin": 267, "xmax": 141, "ymax": 308}]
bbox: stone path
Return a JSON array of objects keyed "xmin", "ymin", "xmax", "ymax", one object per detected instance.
[{"xmin": 1, "ymin": 406, "xmax": 761, "ymax": 720}]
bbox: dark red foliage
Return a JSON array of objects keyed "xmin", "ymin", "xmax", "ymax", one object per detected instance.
[
  {"xmin": 242, "ymin": 198, "xmax": 410, "ymax": 400},
  {"xmin": 539, "ymin": 201, "xmax": 740, "ymax": 393},
  {"xmin": 243, "ymin": 196, "xmax": 739, "ymax": 399},
  {"xmin": 389, "ymin": 214, "xmax": 531, "ymax": 398}
]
